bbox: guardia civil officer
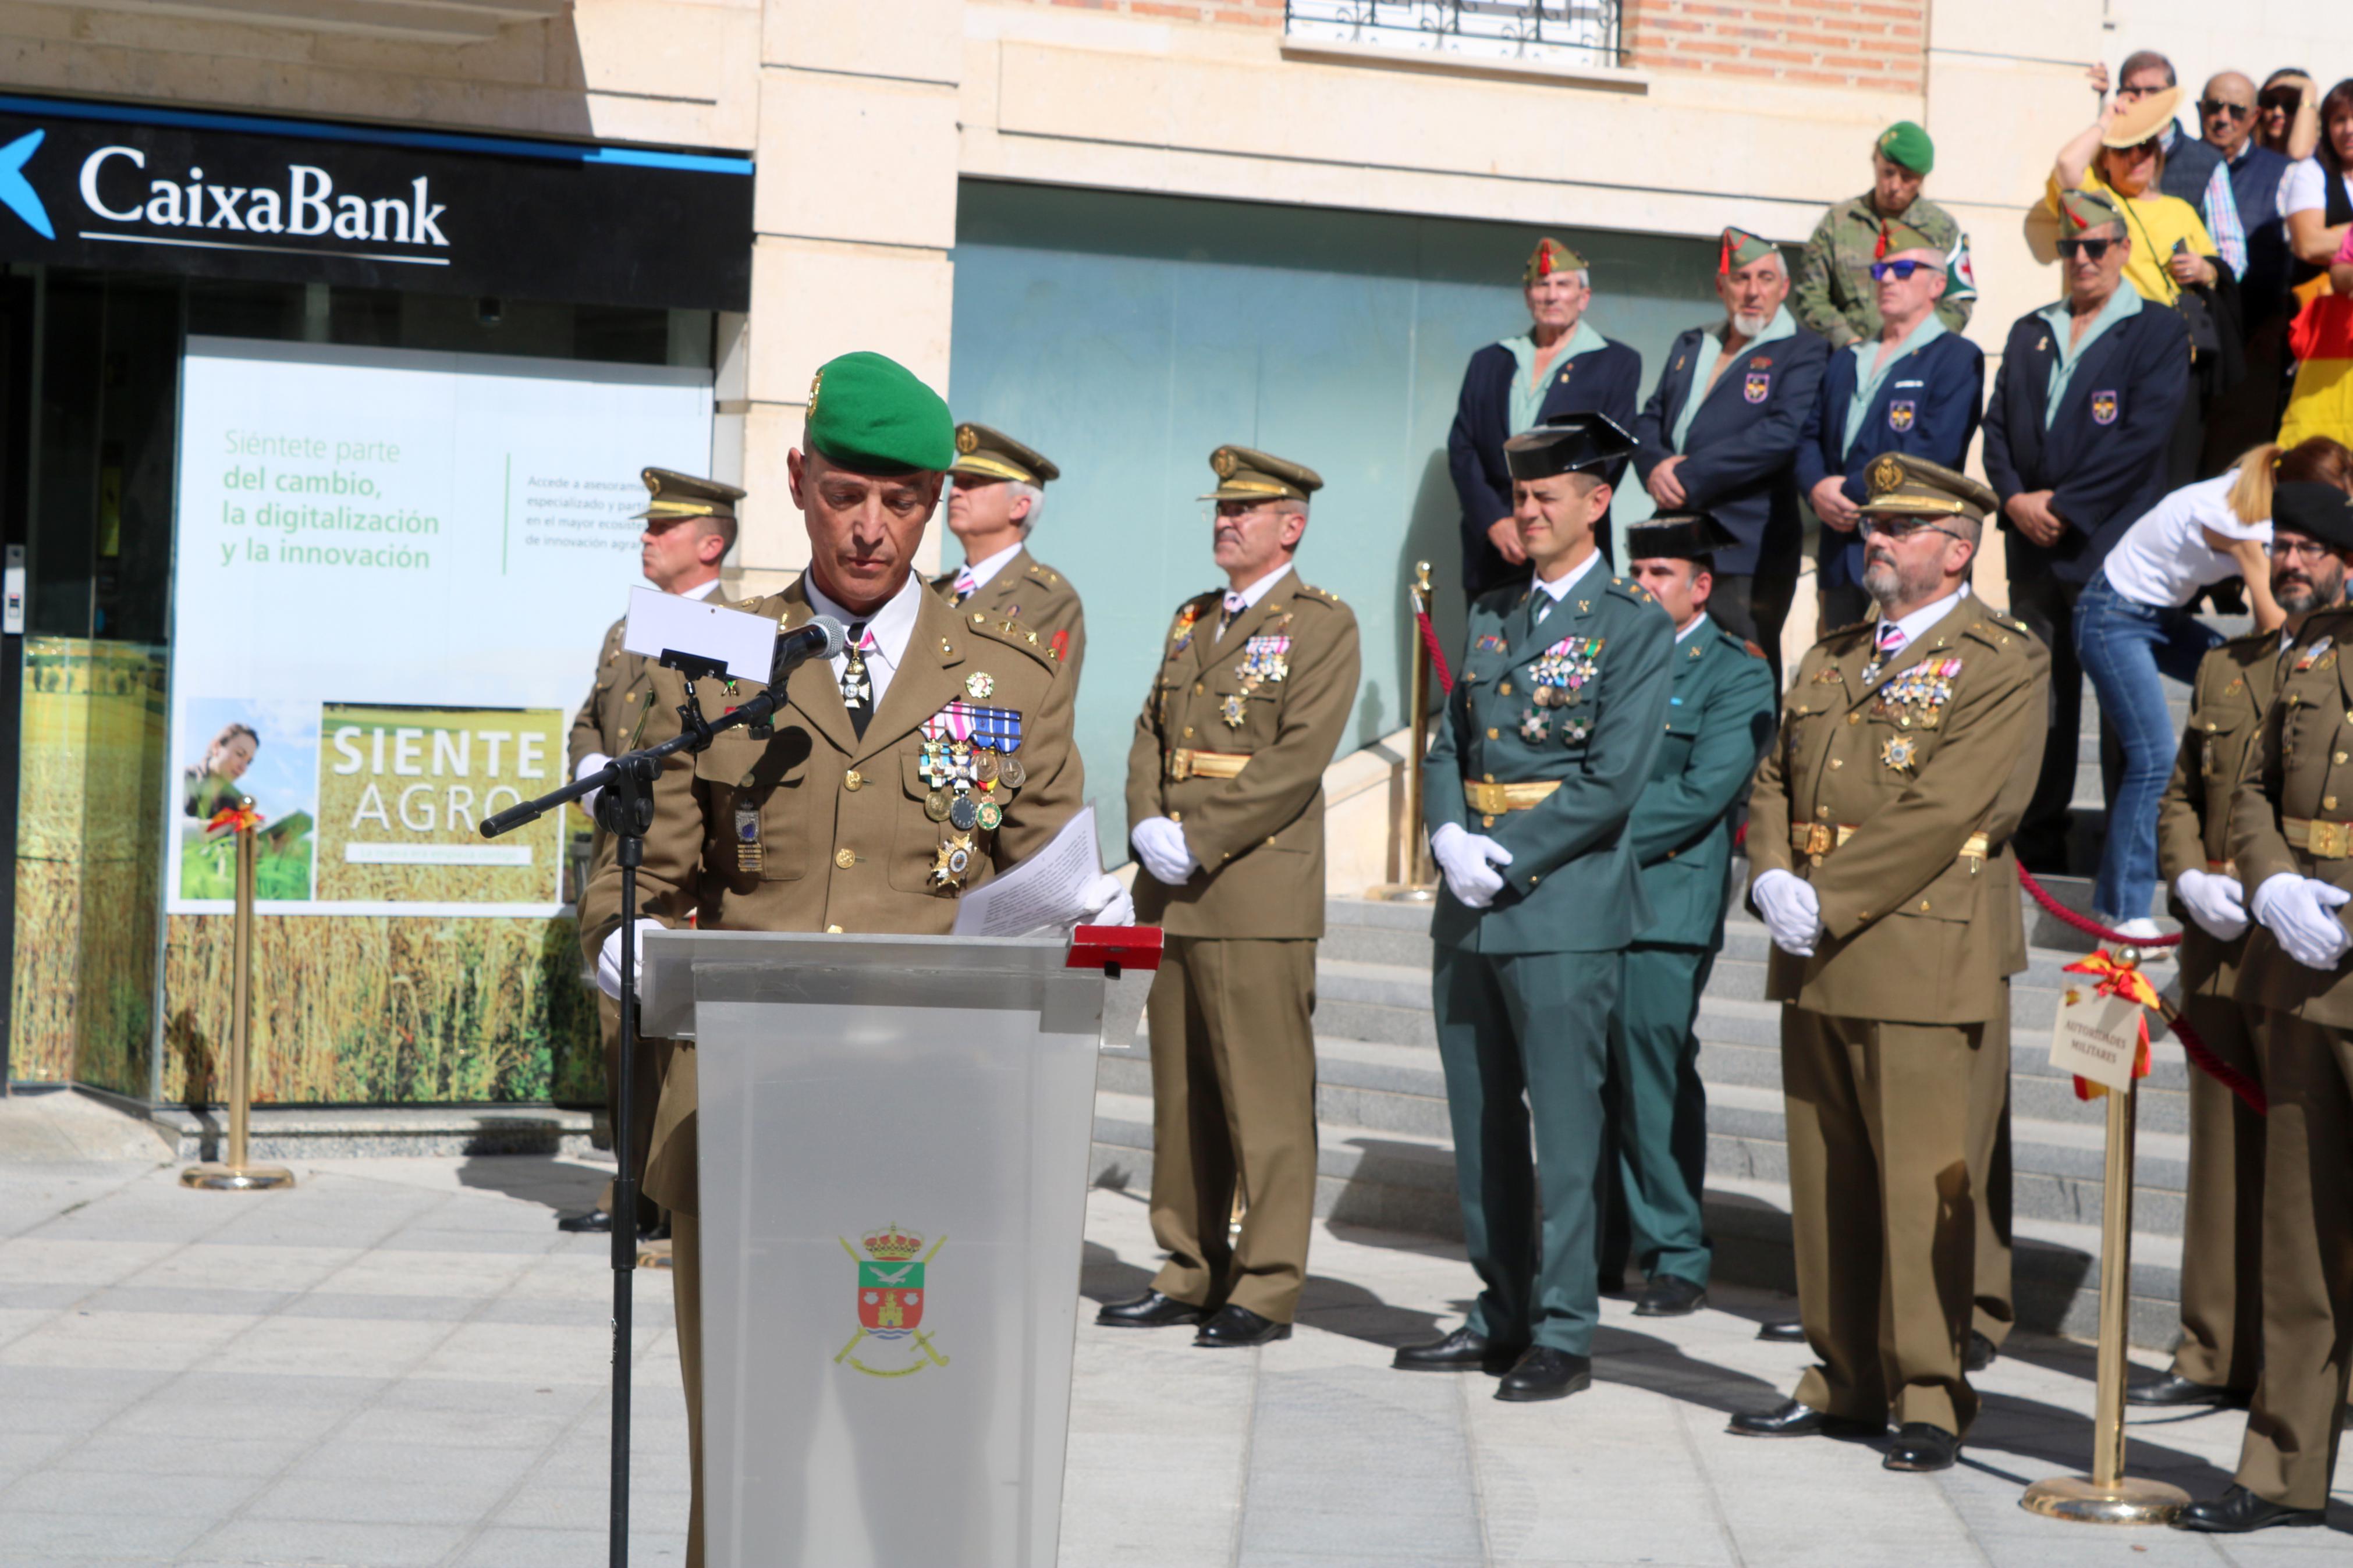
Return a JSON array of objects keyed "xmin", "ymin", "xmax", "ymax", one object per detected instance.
[
  {"xmin": 1734, "ymin": 455, "xmax": 2049, "ymax": 1473},
  {"xmin": 2137, "ymin": 481, "xmax": 2351, "ymax": 1415},
  {"xmin": 2178, "ymin": 485, "xmax": 2353, "ymax": 1533},
  {"xmin": 588, "ymin": 352, "xmax": 1130, "ymax": 1567},
  {"xmin": 558, "ymin": 467, "xmax": 740, "ymax": 1239},
  {"xmin": 1602, "ymin": 513, "xmax": 1777, "ymax": 1315},
  {"xmin": 933, "ymin": 422, "xmax": 1089, "ymax": 683},
  {"xmin": 1389, "ymin": 413, "xmax": 1674, "ymax": 1400},
  {"xmin": 1099, "ymin": 447, "xmax": 1361, "ymax": 1347}
]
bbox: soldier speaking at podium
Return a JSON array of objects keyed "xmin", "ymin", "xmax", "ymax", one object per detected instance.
[
  {"xmin": 587, "ymin": 351, "xmax": 1130, "ymax": 1567},
  {"xmin": 934, "ymin": 422, "xmax": 1089, "ymax": 684},
  {"xmin": 1391, "ymin": 413, "xmax": 1674, "ymax": 1401}
]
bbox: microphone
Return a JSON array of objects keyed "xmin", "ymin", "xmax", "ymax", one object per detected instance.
[{"xmin": 771, "ymin": 614, "xmax": 847, "ymax": 685}]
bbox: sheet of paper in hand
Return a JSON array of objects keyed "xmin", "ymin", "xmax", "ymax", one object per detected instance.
[
  {"xmin": 950, "ymin": 803, "xmax": 1100, "ymax": 938},
  {"xmin": 2049, "ymin": 988, "xmax": 2144, "ymax": 1093}
]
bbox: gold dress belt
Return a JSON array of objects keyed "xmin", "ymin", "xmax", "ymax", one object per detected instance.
[
  {"xmin": 1798, "ymin": 822, "xmax": 1991, "ymax": 862},
  {"xmin": 1167, "ymin": 748, "xmax": 1249, "ymax": 782},
  {"xmin": 1463, "ymin": 779, "xmax": 1561, "ymax": 814},
  {"xmin": 2285, "ymin": 817, "xmax": 2351, "ymax": 858}
]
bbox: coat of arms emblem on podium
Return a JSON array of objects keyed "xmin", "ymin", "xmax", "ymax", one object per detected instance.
[{"xmin": 836, "ymin": 1222, "xmax": 950, "ymax": 1377}]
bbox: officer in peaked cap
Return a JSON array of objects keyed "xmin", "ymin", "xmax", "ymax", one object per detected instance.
[
  {"xmin": 1590, "ymin": 509, "xmax": 1776, "ymax": 1318},
  {"xmin": 1103, "ymin": 443, "xmax": 1361, "ymax": 1349},
  {"xmin": 556, "ymin": 465, "xmax": 744, "ymax": 1242},
  {"xmin": 587, "ymin": 352, "xmax": 1129, "ymax": 1567},
  {"xmin": 1390, "ymin": 409, "xmax": 1677, "ymax": 1400},
  {"xmin": 1733, "ymin": 453, "xmax": 2048, "ymax": 1475},
  {"xmin": 934, "ymin": 422, "xmax": 1090, "ymax": 685}
]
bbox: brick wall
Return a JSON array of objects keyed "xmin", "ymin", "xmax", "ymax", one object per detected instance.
[
  {"xmin": 1011, "ymin": 0, "xmax": 1283, "ymax": 24},
  {"xmin": 1624, "ymin": 0, "xmax": 1926, "ymax": 92}
]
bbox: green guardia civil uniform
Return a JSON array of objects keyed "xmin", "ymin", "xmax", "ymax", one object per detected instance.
[
  {"xmin": 2152, "ymin": 628, "xmax": 2281, "ymax": 1396},
  {"xmin": 931, "ymin": 423, "xmax": 1089, "ymax": 684},
  {"xmin": 1124, "ymin": 446, "xmax": 1361, "ymax": 1325},
  {"xmin": 1424, "ymin": 417, "xmax": 1676, "ymax": 1355},
  {"xmin": 1748, "ymin": 456, "xmax": 2047, "ymax": 1438},
  {"xmin": 1606, "ymin": 515, "xmax": 1778, "ymax": 1290}
]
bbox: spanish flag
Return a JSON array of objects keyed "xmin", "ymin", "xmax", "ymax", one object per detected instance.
[{"xmin": 2281, "ymin": 264, "xmax": 2353, "ymax": 447}]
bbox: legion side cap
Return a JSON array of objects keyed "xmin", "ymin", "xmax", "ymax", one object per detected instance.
[
  {"xmin": 1718, "ymin": 226, "xmax": 1781, "ymax": 275},
  {"xmin": 1876, "ymin": 120, "xmax": 1936, "ymax": 175},
  {"xmin": 2273, "ymin": 482, "xmax": 2353, "ymax": 553},
  {"xmin": 1876, "ymin": 216, "xmax": 1945, "ymax": 259},
  {"xmin": 1626, "ymin": 511, "xmax": 1738, "ymax": 561},
  {"xmin": 1862, "ymin": 453, "xmax": 1997, "ymax": 523},
  {"xmin": 950, "ymin": 423, "xmax": 1060, "ymax": 486},
  {"xmin": 1503, "ymin": 412, "xmax": 1637, "ymax": 482},
  {"xmin": 804, "ymin": 351, "xmax": 955, "ymax": 475},
  {"xmin": 1201, "ymin": 446, "xmax": 1322, "ymax": 504},
  {"xmin": 1524, "ymin": 237, "xmax": 1588, "ymax": 283},
  {"xmin": 2056, "ymin": 187, "xmax": 2126, "ymax": 233},
  {"xmin": 632, "ymin": 468, "xmax": 746, "ymax": 522}
]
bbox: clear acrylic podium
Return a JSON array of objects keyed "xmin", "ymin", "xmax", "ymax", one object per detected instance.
[{"xmin": 638, "ymin": 927, "xmax": 1149, "ymax": 1568}]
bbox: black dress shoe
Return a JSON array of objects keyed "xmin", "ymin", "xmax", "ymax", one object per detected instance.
[
  {"xmin": 1964, "ymin": 1331, "xmax": 1997, "ymax": 1373},
  {"xmin": 1726, "ymin": 1399, "xmax": 1882, "ymax": 1438},
  {"xmin": 1756, "ymin": 1318, "xmax": 1807, "ymax": 1343},
  {"xmin": 557, "ymin": 1210, "xmax": 614, "ymax": 1233},
  {"xmin": 1635, "ymin": 1276, "xmax": 1708, "ymax": 1317},
  {"xmin": 2125, "ymin": 1373, "xmax": 2249, "ymax": 1409},
  {"xmin": 1095, "ymin": 1290, "xmax": 1205, "ymax": 1329},
  {"xmin": 1392, "ymin": 1327, "xmax": 1521, "ymax": 1375},
  {"xmin": 1883, "ymin": 1422, "xmax": 1959, "ymax": 1472},
  {"xmin": 1194, "ymin": 1304, "xmax": 1290, "ymax": 1347},
  {"xmin": 2173, "ymin": 1484, "xmax": 2327, "ymax": 1533},
  {"xmin": 1495, "ymin": 1346, "xmax": 1591, "ymax": 1402}
]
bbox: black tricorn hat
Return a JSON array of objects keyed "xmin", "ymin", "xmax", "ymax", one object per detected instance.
[
  {"xmin": 1626, "ymin": 511, "xmax": 1737, "ymax": 561},
  {"xmin": 1503, "ymin": 411, "xmax": 1637, "ymax": 482}
]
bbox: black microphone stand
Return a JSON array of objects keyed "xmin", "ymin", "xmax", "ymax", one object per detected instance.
[{"xmin": 480, "ymin": 646, "xmax": 790, "ymax": 1568}]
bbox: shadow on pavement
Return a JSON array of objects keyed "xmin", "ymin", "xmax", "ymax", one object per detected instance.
[{"xmin": 452, "ymin": 1150, "xmax": 609, "ymax": 1217}]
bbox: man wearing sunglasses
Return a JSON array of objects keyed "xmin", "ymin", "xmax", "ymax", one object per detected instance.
[
  {"xmin": 1733, "ymin": 454, "xmax": 2048, "ymax": 1477},
  {"xmin": 1791, "ymin": 121, "xmax": 1976, "ymax": 352},
  {"xmin": 2196, "ymin": 72, "xmax": 2297, "ymax": 465},
  {"xmin": 1983, "ymin": 186, "xmax": 2191, "ymax": 872}
]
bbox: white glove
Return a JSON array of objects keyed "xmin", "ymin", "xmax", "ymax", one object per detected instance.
[
  {"xmin": 576, "ymin": 751, "xmax": 611, "ymax": 817},
  {"xmin": 1752, "ymin": 868, "xmax": 1824, "ymax": 957},
  {"xmin": 2173, "ymin": 868, "xmax": 2250, "ymax": 942},
  {"xmin": 1077, "ymin": 871, "xmax": 1136, "ymax": 928},
  {"xmin": 1130, "ymin": 816, "xmax": 1199, "ymax": 886},
  {"xmin": 1430, "ymin": 822, "xmax": 1513, "ymax": 909},
  {"xmin": 595, "ymin": 918, "xmax": 667, "ymax": 1000},
  {"xmin": 2251, "ymin": 873, "xmax": 2352, "ymax": 970}
]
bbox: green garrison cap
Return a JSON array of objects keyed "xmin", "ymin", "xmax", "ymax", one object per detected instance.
[
  {"xmin": 1862, "ymin": 453, "xmax": 1997, "ymax": 524},
  {"xmin": 1524, "ymin": 237, "xmax": 1588, "ymax": 283},
  {"xmin": 1876, "ymin": 120, "xmax": 1935, "ymax": 175},
  {"xmin": 1626, "ymin": 511, "xmax": 1738, "ymax": 561},
  {"xmin": 1876, "ymin": 216, "xmax": 1944, "ymax": 260},
  {"xmin": 1717, "ymin": 226, "xmax": 1781, "ymax": 275},
  {"xmin": 2056, "ymin": 186, "xmax": 2125, "ymax": 233},
  {"xmin": 951, "ymin": 423, "xmax": 1060, "ymax": 486},
  {"xmin": 1503, "ymin": 412, "xmax": 1636, "ymax": 482},
  {"xmin": 1201, "ymin": 446, "xmax": 1322, "ymax": 504},
  {"xmin": 632, "ymin": 467, "xmax": 745, "ymax": 523},
  {"xmin": 804, "ymin": 351, "xmax": 955, "ymax": 475},
  {"xmin": 2273, "ymin": 482, "xmax": 2353, "ymax": 553}
]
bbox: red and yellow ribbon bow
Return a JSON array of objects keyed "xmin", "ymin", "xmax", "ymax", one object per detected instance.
[
  {"xmin": 2062, "ymin": 951, "xmax": 2156, "ymax": 1100},
  {"xmin": 206, "ymin": 802, "xmax": 266, "ymax": 834}
]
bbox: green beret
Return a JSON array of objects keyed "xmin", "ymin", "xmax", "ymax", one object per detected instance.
[
  {"xmin": 1876, "ymin": 120, "xmax": 1935, "ymax": 175},
  {"xmin": 1717, "ymin": 226, "xmax": 1781, "ymax": 275},
  {"xmin": 804, "ymin": 351, "xmax": 954, "ymax": 475},
  {"xmin": 2056, "ymin": 187, "xmax": 2125, "ymax": 234}
]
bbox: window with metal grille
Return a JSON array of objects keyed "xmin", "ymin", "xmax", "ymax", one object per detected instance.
[{"xmin": 1283, "ymin": 1, "xmax": 1625, "ymax": 70}]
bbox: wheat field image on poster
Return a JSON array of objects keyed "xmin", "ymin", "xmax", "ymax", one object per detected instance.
[{"xmin": 176, "ymin": 696, "xmax": 318, "ymax": 902}]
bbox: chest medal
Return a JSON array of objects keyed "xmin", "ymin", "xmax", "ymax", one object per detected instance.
[
  {"xmin": 1872, "ymin": 658, "xmax": 1962, "ymax": 727},
  {"xmin": 1529, "ymin": 636, "xmax": 1604, "ymax": 707},
  {"xmin": 1219, "ymin": 634, "xmax": 1293, "ymax": 728},
  {"xmin": 1518, "ymin": 710, "xmax": 1549, "ymax": 742},
  {"xmin": 1880, "ymin": 734, "xmax": 1921, "ymax": 773}
]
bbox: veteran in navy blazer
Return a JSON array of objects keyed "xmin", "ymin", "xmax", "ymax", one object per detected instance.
[
  {"xmin": 1449, "ymin": 239, "xmax": 1644, "ymax": 598},
  {"xmin": 1982, "ymin": 188, "xmax": 2191, "ymax": 867},
  {"xmin": 1795, "ymin": 221, "xmax": 1985, "ymax": 630},
  {"xmin": 1632, "ymin": 227, "xmax": 1831, "ymax": 689}
]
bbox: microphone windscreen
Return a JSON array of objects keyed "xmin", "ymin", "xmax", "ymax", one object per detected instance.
[{"xmin": 807, "ymin": 614, "xmax": 849, "ymax": 660}]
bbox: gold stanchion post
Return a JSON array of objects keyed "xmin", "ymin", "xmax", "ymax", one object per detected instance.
[
  {"xmin": 1372, "ymin": 561, "xmax": 1438, "ymax": 901},
  {"xmin": 2021, "ymin": 947, "xmax": 2182, "ymax": 1524},
  {"xmin": 182, "ymin": 796, "xmax": 294, "ymax": 1193}
]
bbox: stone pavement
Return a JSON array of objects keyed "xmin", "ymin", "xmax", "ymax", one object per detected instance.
[{"xmin": 1, "ymin": 1088, "xmax": 2347, "ymax": 1567}]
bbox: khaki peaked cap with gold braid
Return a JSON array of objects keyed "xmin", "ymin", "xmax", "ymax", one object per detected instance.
[{"xmin": 1199, "ymin": 445, "xmax": 1323, "ymax": 504}]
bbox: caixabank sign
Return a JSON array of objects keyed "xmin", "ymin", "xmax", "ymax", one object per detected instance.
[{"xmin": 0, "ymin": 93, "xmax": 753, "ymax": 311}]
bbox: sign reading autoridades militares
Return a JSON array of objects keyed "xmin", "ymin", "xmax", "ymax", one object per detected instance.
[{"xmin": 0, "ymin": 93, "xmax": 753, "ymax": 311}]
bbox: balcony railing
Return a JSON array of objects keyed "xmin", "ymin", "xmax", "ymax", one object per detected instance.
[{"xmin": 1284, "ymin": 1, "xmax": 1626, "ymax": 72}]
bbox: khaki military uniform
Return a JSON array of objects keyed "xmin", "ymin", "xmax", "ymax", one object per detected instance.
[
  {"xmin": 1790, "ymin": 194, "xmax": 1974, "ymax": 350},
  {"xmin": 931, "ymin": 546, "xmax": 1088, "ymax": 685},
  {"xmin": 1749, "ymin": 592, "xmax": 2048, "ymax": 1435},
  {"xmin": 2226, "ymin": 605, "xmax": 2353, "ymax": 1510},
  {"xmin": 587, "ymin": 577, "xmax": 1081, "ymax": 1567},
  {"xmin": 2153, "ymin": 631, "xmax": 2280, "ymax": 1395},
  {"xmin": 1125, "ymin": 572, "xmax": 1360, "ymax": 1322}
]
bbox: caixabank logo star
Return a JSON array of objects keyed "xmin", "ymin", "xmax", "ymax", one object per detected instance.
[
  {"xmin": 0, "ymin": 129, "xmax": 55, "ymax": 239},
  {"xmin": 834, "ymin": 1222, "xmax": 949, "ymax": 1378}
]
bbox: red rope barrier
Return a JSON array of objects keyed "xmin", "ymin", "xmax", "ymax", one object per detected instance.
[
  {"xmin": 2014, "ymin": 862, "xmax": 2181, "ymax": 948},
  {"xmin": 1412, "ymin": 602, "xmax": 1454, "ymax": 695}
]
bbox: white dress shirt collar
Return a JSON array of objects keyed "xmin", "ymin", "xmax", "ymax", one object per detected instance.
[
  {"xmin": 1530, "ymin": 549, "xmax": 1605, "ymax": 618},
  {"xmin": 960, "ymin": 541, "xmax": 1025, "ymax": 594},
  {"xmin": 680, "ymin": 577, "xmax": 720, "ymax": 602},
  {"xmin": 1223, "ymin": 560, "xmax": 1294, "ymax": 613},
  {"xmin": 803, "ymin": 570, "xmax": 927, "ymax": 707},
  {"xmin": 1675, "ymin": 610, "xmax": 1710, "ymax": 643},
  {"xmin": 1879, "ymin": 582, "xmax": 1972, "ymax": 650}
]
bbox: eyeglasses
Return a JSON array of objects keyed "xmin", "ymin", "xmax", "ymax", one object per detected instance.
[
  {"xmin": 1868, "ymin": 259, "xmax": 1942, "ymax": 281},
  {"xmin": 2056, "ymin": 237, "xmax": 2117, "ymax": 260},
  {"xmin": 2270, "ymin": 538, "xmax": 2340, "ymax": 560},
  {"xmin": 2115, "ymin": 84, "xmax": 2159, "ymax": 100},
  {"xmin": 1858, "ymin": 515, "xmax": 1966, "ymax": 543},
  {"xmin": 2198, "ymin": 98, "xmax": 2254, "ymax": 120}
]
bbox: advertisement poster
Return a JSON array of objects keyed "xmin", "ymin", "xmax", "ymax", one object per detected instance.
[{"xmin": 167, "ymin": 336, "xmax": 712, "ymax": 915}]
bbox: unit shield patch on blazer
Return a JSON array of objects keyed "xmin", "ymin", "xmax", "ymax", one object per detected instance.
[
  {"xmin": 2092, "ymin": 389, "xmax": 2118, "ymax": 426},
  {"xmin": 1888, "ymin": 399, "xmax": 1916, "ymax": 431},
  {"xmin": 1745, "ymin": 371, "xmax": 1771, "ymax": 404}
]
